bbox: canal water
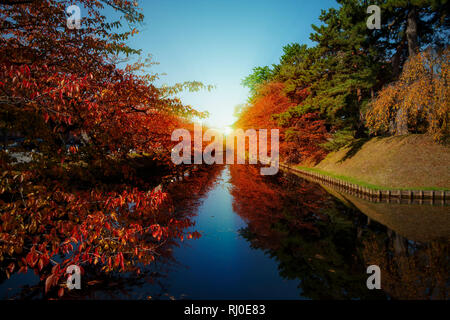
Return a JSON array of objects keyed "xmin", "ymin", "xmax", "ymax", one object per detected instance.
[{"xmin": 1, "ymin": 165, "xmax": 449, "ymax": 299}]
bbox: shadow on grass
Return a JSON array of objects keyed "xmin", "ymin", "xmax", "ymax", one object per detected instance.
[{"xmin": 338, "ymin": 137, "xmax": 371, "ymax": 163}]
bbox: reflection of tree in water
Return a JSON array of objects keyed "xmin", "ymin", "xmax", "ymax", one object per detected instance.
[
  {"xmin": 230, "ymin": 165, "xmax": 449, "ymax": 300},
  {"xmin": 362, "ymin": 231, "xmax": 449, "ymax": 300},
  {"xmin": 0, "ymin": 166, "xmax": 225, "ymax": 300},
  {"xmin": 168, "ymin": 165, "xmax": 226, "ymax": 218},
  {"xmin": 230, "ymin": 165, "xmax": 388, "ymax": 299},
  {"xmin": 0, "ymin": 223, "xmax": 183, "ymax": 299}
]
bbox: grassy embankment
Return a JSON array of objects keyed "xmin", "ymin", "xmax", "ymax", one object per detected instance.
[{"xmin": 296, "ymin": 134, "xmax": 450, "ymax": 191}]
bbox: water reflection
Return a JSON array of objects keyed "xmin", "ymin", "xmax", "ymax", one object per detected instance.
[
  {"xmin": 229, "ymin": 165, "xmax": 384, "ymax": 299},
  {"xmin": 229, "ymin": 165, "xmax": 449, "ymax": 300},
  {"xmin": 0, "ymin": 166, "xmax": 224, "ymax": 300},
  {"xmin": 1, "ymin": 165, "xmax": 448, "ymax": 299}
]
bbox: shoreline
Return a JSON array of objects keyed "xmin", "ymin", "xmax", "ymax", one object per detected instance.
[{"xmin": 279, "ymin": 163, "xmax": 449, "ymax": 202}]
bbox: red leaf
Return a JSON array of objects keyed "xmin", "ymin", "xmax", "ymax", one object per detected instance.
[
  {"xmin": 38, "ymin": 258, "xmax": 44, "ymax": 271},
  {"xmin": 7, "ymin": 263, "xmax": 15, "ymax": 274},
  {"xmin": 45, "ymin": 274, "xmax": 56, "ymax": 293}
]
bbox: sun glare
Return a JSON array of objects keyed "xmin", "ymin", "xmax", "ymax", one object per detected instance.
[{"xmin": 222, "ymin": 126, "xmax": 233, "ymax": 136}]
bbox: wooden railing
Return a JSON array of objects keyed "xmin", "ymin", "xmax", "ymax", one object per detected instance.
[{"xmin": 279, "ymin": 163, "xmax": 449, "ymax": 204}]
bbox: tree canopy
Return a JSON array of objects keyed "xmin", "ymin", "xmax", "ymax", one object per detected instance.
[
  {"xmin": 0, "ymin": 0, "xmax": 206, "ymax": 297},
  {"xmin": 237, "ymin": 0, "xmax": 449, "ymax": 163}
]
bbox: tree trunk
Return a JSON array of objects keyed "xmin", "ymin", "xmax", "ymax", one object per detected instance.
[
  {"xmin": 406, "ymin": 8, "xmax": 418, "ymax": 57},
  {"xmin": 395, "ymin": 106, "xmax": 409, "ymax": 135},
  {"xmin": 392, "ymin": 8, "xmax": 419, "ymax": 136},
  {"xmin": 391, "ymin": 35, "xmax": 406, "ymax": 79},
  {"xmin": 391, "ymin": 49, "xmax": 402, "ymax": 79}
]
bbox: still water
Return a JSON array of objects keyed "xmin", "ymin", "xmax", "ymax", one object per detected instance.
[{"xmin": 1, "ymin": 165, "xmax": 449, "ymax": 299}]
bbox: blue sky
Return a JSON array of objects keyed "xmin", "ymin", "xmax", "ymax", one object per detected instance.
[{"xmin": 124, "ymin": 0, "xmax": 338, "ymax": 129}]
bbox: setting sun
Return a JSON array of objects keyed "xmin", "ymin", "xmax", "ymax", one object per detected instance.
[{"xmin": 222, "ymin": 126, "xmax": 233, "ymax": 136}]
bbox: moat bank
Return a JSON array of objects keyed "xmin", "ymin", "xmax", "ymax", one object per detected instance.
[{"xmin": 298, "ymin": 134, "xmax": 449, "ymax": 190}]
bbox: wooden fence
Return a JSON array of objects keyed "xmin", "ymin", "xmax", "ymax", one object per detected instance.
[{"xmin": 279, "ymin": 163, "xmax": 449, "ymax": 204}]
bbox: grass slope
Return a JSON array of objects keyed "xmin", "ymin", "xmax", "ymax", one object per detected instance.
[{"xmin": 299, "ymin": 134, "xmax": 449, "ymax": 190}]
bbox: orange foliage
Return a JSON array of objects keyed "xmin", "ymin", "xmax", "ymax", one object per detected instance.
[
  {"xmin": 282, "ymin": 112, "xmax": 329, "ymax": 164},
  {"xmin": 234, "ymin": 81, "xmax": 328, "ymax": 164},
  {"xmin": 234, "ymin": 82, "xmax": 296, "ymax": 130},
  {"xmin": 229, "ymin": 165, "xmax": 330, "ymax": 246},
  {"xmin": 366, "ymin": 47, "xmax": 450, "ymax": 141}
]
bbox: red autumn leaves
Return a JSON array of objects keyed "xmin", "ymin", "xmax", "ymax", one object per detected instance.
[{"xmin": 235, "ymin": 82, "xmax": 328, "ymax": 164}]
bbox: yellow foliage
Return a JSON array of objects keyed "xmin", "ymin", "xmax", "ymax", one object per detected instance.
[{"xmin": 366, "ymin": 47, "xmax": 450, "ymax": 141}]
